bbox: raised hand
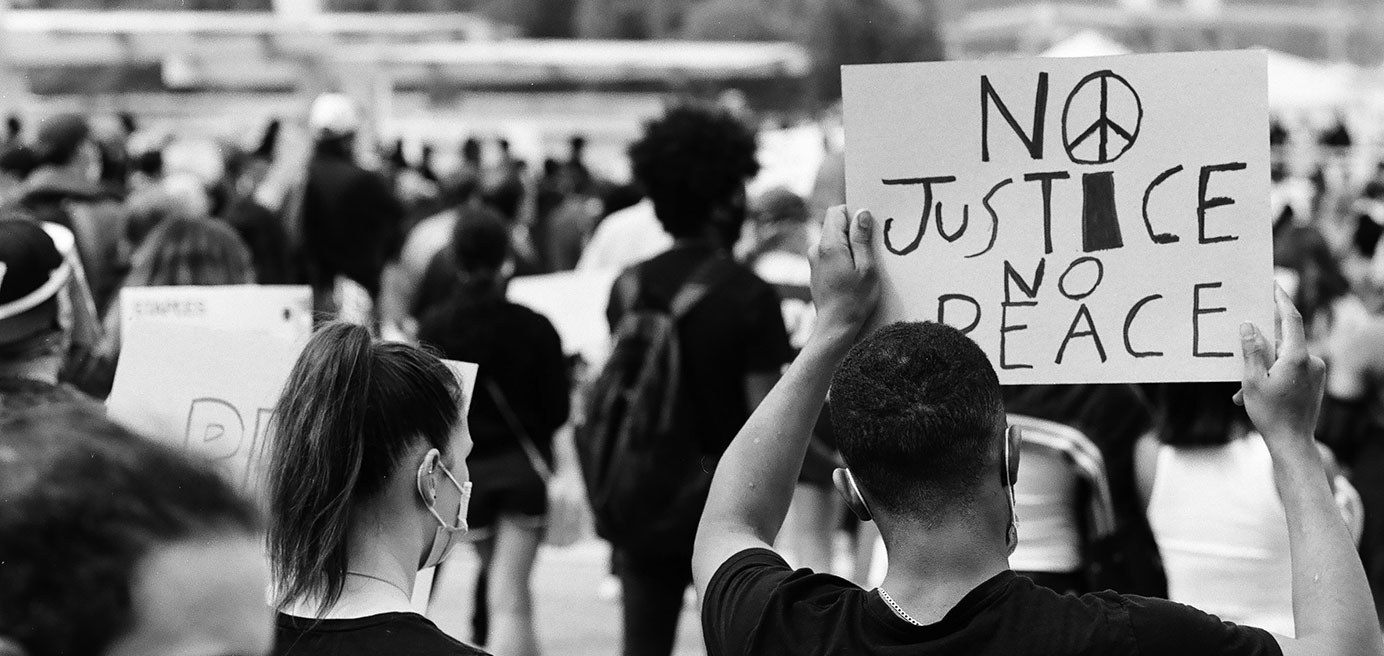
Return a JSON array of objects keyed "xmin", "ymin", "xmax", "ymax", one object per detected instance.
[
  {"xmin": 808, "ymin": 206, "xmax": 880, "ymax": 342},
  {"xmin": 1236, "ymin": 285, "xmax": 1326, "ymax": 450}
]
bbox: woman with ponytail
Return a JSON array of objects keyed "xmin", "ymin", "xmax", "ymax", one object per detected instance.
[
  {"xmin": 417, "ymin": 205, "xmax": 572, "ymax": 656},
  {"xmin": 267, "ymin": 322, "xmax": 487, "ymax": 656}
]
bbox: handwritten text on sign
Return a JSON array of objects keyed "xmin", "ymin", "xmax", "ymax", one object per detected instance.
[{"xmin": 843, "ymin": 51, "xmax": 1273, "ymax": 384}]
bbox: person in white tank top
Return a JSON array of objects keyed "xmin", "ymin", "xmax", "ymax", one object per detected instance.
[{"xmin": 1137, "ymin": 382, "xmax": 1362, "ymax": 637}]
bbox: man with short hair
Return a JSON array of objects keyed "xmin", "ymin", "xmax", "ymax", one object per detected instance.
[
  {"xmin": 297, "ymin": 93, "xmax": 406, "ymax": 312},
  {"xmin": 694, "ymin": 205, "xmax": 1384, "ymax": 655},
  {"xmin": 12, "ymin": 114, "xmax": 125, "ymax": 312},
  {"xmin": 0, "ymin": 404, "xmax": 273, "ymax": 656}
]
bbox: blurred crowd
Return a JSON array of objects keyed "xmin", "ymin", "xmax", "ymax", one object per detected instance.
[{"xmin": 1, "ymin": 90, "xmax": 1383, "ymax": 656}]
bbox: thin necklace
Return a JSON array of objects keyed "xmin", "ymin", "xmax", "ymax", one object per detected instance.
[
  {"xmin": 877, "ymin": 588, "xmax": 925, "ymax": 626},
  {"xmin": 346, "ymin": 571, "xmax": 412, "ymax": 601}
]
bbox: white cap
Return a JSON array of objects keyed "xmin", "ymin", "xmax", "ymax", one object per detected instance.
[{"xmin": 308, "ymin": 93, "xmax": 360, "ymax": 138}]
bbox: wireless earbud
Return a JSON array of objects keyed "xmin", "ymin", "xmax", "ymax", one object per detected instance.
[{"xmin": 833, "ymin": 468, "xmax": 873, "ymax": 522}]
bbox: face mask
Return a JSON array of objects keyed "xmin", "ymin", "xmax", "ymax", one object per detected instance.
[{"xmin": 416, "ymin": 453, "xmax": 471, "ymax": 569}]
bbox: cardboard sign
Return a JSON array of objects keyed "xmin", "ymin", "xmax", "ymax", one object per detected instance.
[
  {"xmin": 843, "ymin": 51, "xmax": 1273, "ymax": 384},
  {"xmin": 118, "ymin": 285, "xmax": 313, "ymax": 346},
  {"xmin": 442, "ymin": 359, "xmax": 480, "ymax": 422},
  {"xmin": 107, "ymin": 319, "xmax": 479, "ymax": 497},
  {"xmin": 507, "ymin": 269, "xmax": 619, "ymax": 363},
  {"xmin": 106, "ymin": 321, "xmax": 305, "ymax": 496}
]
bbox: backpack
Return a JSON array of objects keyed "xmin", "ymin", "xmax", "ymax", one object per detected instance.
[{"xmin": 576, "ymin": 257, "xmax": 731, "ymax": 556}]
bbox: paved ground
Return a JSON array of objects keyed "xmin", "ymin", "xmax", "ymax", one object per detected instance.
[{"xmin": 417, "ymin": 538, "xmax": 705, "ymax": 656}]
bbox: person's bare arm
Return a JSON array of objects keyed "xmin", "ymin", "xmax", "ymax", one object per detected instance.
[
  {"xmin": 692, "ymin": 206, "xmax": 879, "ymax": 599},
  {"xmin": 1239, "ymin": 288, "xmax": 1383, "ymax": 656}
]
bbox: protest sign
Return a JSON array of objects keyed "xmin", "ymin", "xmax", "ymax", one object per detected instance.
[
  {"xmin": 108, "ymin": 320, "xmax": 481, "ymax": 497},
  {"xmin": 443, "ymin": 359, "xmax": 480, "ymax": 420},
  {"xmin": 118, "ymin": 285, "xmax": 313, "ymax": 346},
  {"xmin": 508, "ymin": 269, "xmax": 619, "ymax": 363},
  {"xmin": 107, "ymin": 321, "xmax": 305, "ymax": 495},
  {"xmin": 843, "ymin": 50, "xmax": 1273, "ymax": 384}
]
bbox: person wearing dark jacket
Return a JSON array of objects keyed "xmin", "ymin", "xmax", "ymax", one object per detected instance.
[
  {"xmin": 417, "ymin": 205, "xmax": 573, "ymax": 656},
  {"xmin": 298, "ymin": 93, "xmax": 406, "ymax": 306},
  {"xmin": 11, "ymin": 114, "xmax": 126, "ymax": 313}
]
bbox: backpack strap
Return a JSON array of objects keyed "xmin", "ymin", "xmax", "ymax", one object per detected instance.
[{"xmin": 669, "ymin": 256, "xmax": 733, "ymax": 320}]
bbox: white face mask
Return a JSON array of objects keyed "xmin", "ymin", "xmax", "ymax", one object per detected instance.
[{"xmin": 416, "ymin": 453, "xmax": 471, "ymax": 569}]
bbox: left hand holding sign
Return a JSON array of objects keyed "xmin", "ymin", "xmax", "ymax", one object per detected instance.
[{"xmin": 809, "ymin": 206, "xmax": 880, "ymax": 345}]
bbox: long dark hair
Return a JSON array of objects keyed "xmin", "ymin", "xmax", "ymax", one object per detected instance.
[{"xmin": 266, "ymin": 323, "xmax": 463, "ymax": 612}]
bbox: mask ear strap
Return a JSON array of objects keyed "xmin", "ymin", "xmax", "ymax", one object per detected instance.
[{"xmin": 833, "ymin": 468, "xmax": 874, "ymax": 522}]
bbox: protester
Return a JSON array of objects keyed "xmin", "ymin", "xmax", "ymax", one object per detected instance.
[
  {"xmin": 85, "ymin": 216, "xmax": 255, "ymax": 397},
  {"xmin": 588, "ymin": 102, "xmax": 792, "ymax": 656},
  {"xmin": 0, "ymin": 218, "xmax": 100, "ymax": 417},
  {"xmin": 1137, "ymin": 381, "xmax": 1360, "ymax": 636},
  {"xmin": 416, "ymin": 208, "xmax": 575, "ymax": 656},
  {"xmin": 1322, "ymin": 226, "xmax": 1384, "ymax": 625},
  {"xmin": 266, "ymin": 322, "xmax": 487, "ymax": 656},
  {"xmin": 694, "ymin": 205, "xmax": 1383, "ymax": 655},
  {"xmin": 739, "ymin": 187, "xmax": 842, "ymax": 573},
  {"xmin": 297, "ymin": 93, "xmax": 407, "ymax": 312},
  {"xmin": 10, "ymin": 114, "xmax": 126, "ymax": 313},
  {"xmin": 1000, "ymin": 382, "xmax": 1164, "ymax": 596},
  {"xmin": 0, "ymin": 404, "xmax": 273, "ymax": 656}
]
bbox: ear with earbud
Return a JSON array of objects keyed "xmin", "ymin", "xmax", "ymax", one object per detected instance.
[
  {"xmin": 1002, "ymin": 424, "xmax": 1021, "ymax": 487},
  {"xmin": 832, "ymin": 467, "xmax": 873, "ymax": 522}
]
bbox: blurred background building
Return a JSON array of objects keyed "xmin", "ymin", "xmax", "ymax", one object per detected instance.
[{"xmin": 0, "ymin": 0, "xmax": 1380, "ymax": 174}]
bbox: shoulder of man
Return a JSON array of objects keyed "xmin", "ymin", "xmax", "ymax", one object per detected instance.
[{"xmin": 1101, "ymin": 593, "xmax": 1282, "ymax": 656}]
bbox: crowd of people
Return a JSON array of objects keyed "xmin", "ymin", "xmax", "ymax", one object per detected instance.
[{"xmin": 1, "ymin": 88, "xmax": 1383, "ymax": 656}]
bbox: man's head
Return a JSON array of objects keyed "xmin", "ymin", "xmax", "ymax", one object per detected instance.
[
  {"xmin": 0, "ymin": 219, "xmax": 69, "ymax": 364},
  {"xmin": 830, "ymin": 321, "xmax": 1010, "ymax": 525},
  {"xmin": 308, "ymin": 93, "xmax": 360, "ymax": 146},
  {"xmin": 32, "ymin": 114, "xmax": 98, "ymax": 178},
  {"xmin": 0, "ymin": 405, "xmax": 272, "ymax": 656},
  {"xmin": 628, "ymin": 103, "xmax": 759, "ymax": 246}
]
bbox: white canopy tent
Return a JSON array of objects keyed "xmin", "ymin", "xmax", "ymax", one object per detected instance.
[
  {"xmin": 1263, "ymin": 48, "xmax": 1357, "ymax": 110},
  {"xmin": 1040, "ymin": 30, "xmax": 1133, "ymax": 58}
]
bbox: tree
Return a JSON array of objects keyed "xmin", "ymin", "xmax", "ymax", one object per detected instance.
[
  {"xmin": 680, "ymin": 0, "xmax": 795, "ymax": 42},
  {"xmin": 807, "ymin": 0, "xmax": 945, "ymax": 103}
]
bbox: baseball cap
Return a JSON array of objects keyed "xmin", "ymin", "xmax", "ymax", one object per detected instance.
[
  {"xmin": 0, "ymin": 220, "xmax": 72, "ymax": 322},
  {"xmin": 308, "ymin": 93, "xmax": 361, "ymax": 139}
]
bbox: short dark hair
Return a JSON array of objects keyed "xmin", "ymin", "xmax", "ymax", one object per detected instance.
[
  {"xmin": 266, "ymin": 323, "xmax": 463, "ymax": 613},
  {"xmin": 1153, "ymin": 382, "xmax": 1248, "ymax": 447},
  {"xmin": 33, "ymin": 114, "xmax": 91, "ymax": 167},
  {"xmin": 830, "ymin": 322, "xmax": 1005, "ymax": 519},
  {"xmin": 628, "ymin": 103, "xmax": 759, "ymax": 238},
  {"xmin": 0, "ymin": 404, "xmax": 260, "ymax": 656},
  {"xmin": 451, "ymin": 203, "xmax": 510, "ymax": 276}
]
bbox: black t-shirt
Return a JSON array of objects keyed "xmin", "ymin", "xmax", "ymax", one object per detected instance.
[
  {"xmin": 703, "ymin": 548, "xmax": 1283, "ymax": 656},
  {"xmin": 417, "ymin": 294, "xmax": 570, "ymax": 464},
  {"xmin": 274, "ymin": 612, "xmax": 489, "ymax": 656},
  {"xmin": 606, "ymin": 244, "xmax": 793, "ymax": 456}
]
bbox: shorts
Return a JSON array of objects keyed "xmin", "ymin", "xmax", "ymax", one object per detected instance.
[{"xmin": 463, "ymin": 451, "xmax": 547, "ymax": 539}]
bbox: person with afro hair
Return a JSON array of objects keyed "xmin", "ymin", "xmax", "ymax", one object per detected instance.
[{"xmin": 600, "ymin": 102, "xmax": 794, "ymax": 656}]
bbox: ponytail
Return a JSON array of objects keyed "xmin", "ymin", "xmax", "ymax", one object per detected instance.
[{"xmin": 266, "ymin": 323, "xmax": 462, "ymax": 612}]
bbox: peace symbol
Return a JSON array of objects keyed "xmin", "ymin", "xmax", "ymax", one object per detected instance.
[{"xmin": 1061, "ymin": 69, "xmax": 1143, "ymax": 165}]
